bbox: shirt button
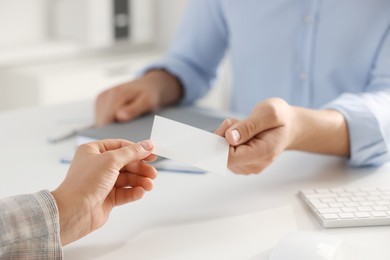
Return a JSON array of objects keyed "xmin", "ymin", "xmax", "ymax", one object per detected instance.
[
  {"xmin": 299, "ymin": 72, "xmax": 307, "ymax": 81},
  {"xmin": 304, "ymin": 15, "xmax": 313, "ymax": 24}
]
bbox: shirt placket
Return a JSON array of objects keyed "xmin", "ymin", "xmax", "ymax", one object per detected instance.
[{"xmin": 298, "ymin": 0, "xmax": 321, "ymax": 107}]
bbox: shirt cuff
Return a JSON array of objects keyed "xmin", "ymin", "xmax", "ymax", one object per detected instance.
[
  {"xmin": 33, "ymin": 190, "xmax": 63, "ymax": 258},
  {"xmin": 0, "ymin": 190, "xmax": 63, "ymax": 259},
  {"xmin": 324, "ymin": 93, "xmax": 390, "ymax": 166},
  {"xmin": 139, "ymin": 56, "xmax": 210, "ymax": 105}
]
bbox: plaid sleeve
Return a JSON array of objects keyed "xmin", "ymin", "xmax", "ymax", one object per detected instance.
[{"xmin": 0, "ymin": 190, "xmax": 63, "ymax": 259}]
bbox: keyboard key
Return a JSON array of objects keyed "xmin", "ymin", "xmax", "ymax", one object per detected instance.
[
  {"xmin": 361, "ymin": 187, "xmax": 378, "ymax": 192},
  {"xmin": 338, "ymin": 213, "xmax": 354, "ymax": 219},
  {"xmin": 337, "ymin": 192, "xmax": 352, "ymax": 197},
  {"xmin": 344, "ymin": 202, "xmax": 359, "ymax": 207},
  {"xmin": 360, "ymin": 201, "xmax": 375, "ymax": 206},
  {"xmin": 305, "ymin": 193, "xmax": 337, "ymax": 199},
  {"xmin": 329, "ymin": 202, "xmax": 343, "ymax": 208},
  {"xmin": 373, "ymin": 206, "xmax": 388, "ymax": 211},
  {"xmin": 367, "ymin": 196, "xmax": 381, "ymax": 201},
  {"xmin": 336, "ymin": 197, "xmax": 350, "ymax": 203},
  {"xmin": 318, "ymin": 208, "xmax": 341, "ymax": 214},
  {"xmin": 353, "ymin": 192, "xmax": 367, "ymax": 197},
  {"xmin": 357, "ymin": 206, "xmax": 372, "ymax": 212},
  {"xmin": 352, "ymin": 197, "xmax": 365, "ymax": 202},
  {"xmin": 321, "ymin": 198, "xmax": 335, "ymax": 203},
  {"xmin": 376, "ymin": 201, "xmax": 390, "ymax": 206},
  {"xmin": 341, "ymin": 207, "xmax": 357, "ymax": 213},
  {"xmin": 371, "ymin": 212, "xmax": 387, "ymax": 217},
  {"xmin": 308, "ymin": 198, "xmax": 321, "ymax": 204},
  {"xmin": 354, "ymin": 212, "xmax": 371, "ymax": 218},
  {"xmin": 311, "ymin": 202, "xmax": 329, "ymax": 209},
  {"xmin": 322, "ymin": 214, "xmax": 338, "ymax": 219},
  {"xmin": 380, "ymin": 190, "xmax": 390, "ymax": 195}
]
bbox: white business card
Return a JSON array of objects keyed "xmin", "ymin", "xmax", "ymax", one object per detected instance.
[{"xmin": 150, "ymin": 116, "xmax": 230, "ymax": 175}]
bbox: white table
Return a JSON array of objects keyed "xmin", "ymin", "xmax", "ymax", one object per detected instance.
[{"xmin": 1, "ymin": 100, "xmax": 389, "ymax": 260}]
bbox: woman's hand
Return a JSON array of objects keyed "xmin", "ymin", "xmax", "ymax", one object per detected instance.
[{"xmin": 52, "ymin": 139, "xmax": 157, "ymax": 245}]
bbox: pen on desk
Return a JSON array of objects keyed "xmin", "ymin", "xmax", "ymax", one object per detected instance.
[
  {"xmin": 60, "ymin": 158, "xmax": 72, "ymax": 164},
  {"xmin": 155, "ymin": 167, "xmax": 206, "ymax": 174},
  {"xmin": 60, "ymin": 155, "xmax": 205, "ymax": 174},
  {"xmin": 48, "ymin": 124, "xmax": 94, "ymax": 144}
]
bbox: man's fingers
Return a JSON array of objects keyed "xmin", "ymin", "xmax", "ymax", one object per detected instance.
[
  {"xmin": 116, "ymin": 173, "xmax": 155, "ymax": 191},
  {"xmin": 214, "ymin": 118, "xmax": 240, "ymax": 136},
  {"xmin": 225, "ymin": 117, "xmax": 263, "ymax": 145},
  {"xmin": 114, "ymin": 186, "xmax": 146, "ymax": 206},
  {"xmin": 143, "ymin": 154, "xmax": 158, "ymax": 162},
  {"xmin": 121, "ymin": 161, "xmax": 158, "ymax": 179},
  {"xmin": 227, "ymin": 132, "xmax": 278, "ymax": 174},
  {"xmin": 95, "ymin": 110, "xmax": 114, "ymax": 128},
  {"xmin": 115, "ymin": 93, "xmax": 152, "ymax": 122},
  {"xmin": 95, "ymin": 84, "xmax": 134, "ymax": 126},
  {"xmin": 214, "ymin": 119, "xmax": 232, "ymax": 136},
  {"xmin": 95, "ymin": 90, "xmax": 115, "ymax": 127},
  {"xmin": 225, "ymin": 100, "xmax": 287, "ymax": 145},
  {"xmin": 80, "ymin": 139, "xmax": 131, "ymax": 154},
  {"xmin": 85, "ymin": 138, "xmax": 151, "ymax": 152},
  {"xmin": 110, "ymin": 141, "xmax": 154, "ymax": 167},
  {"xmin": 97, "ymin": 140, "xmax": 154, "ymax": 169}
]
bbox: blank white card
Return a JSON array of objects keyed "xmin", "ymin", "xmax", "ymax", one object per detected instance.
[{"xmin": 150, "ymin": 116, "xmax": 229, "ymax": 175}]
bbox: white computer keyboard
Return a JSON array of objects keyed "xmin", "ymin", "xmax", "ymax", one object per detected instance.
[{"xmin": 299, "ymin": 187, "xmax": 390, "ymax": 228}]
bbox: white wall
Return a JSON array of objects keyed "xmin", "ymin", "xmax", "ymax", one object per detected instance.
[
  {"xmin": 0, "ymin": 0, "xmax": 188, "ymax": 50},
  {"xmin": 0, "ymin": 0, "xmax": 230, "ymax": 112},
  {"xmin": 0, "ymin": 0, "xmax": 50, "ymax": 47},
  {"xmin": 154, "ymin": 0, "xmax": 188, "ymax": 48}
]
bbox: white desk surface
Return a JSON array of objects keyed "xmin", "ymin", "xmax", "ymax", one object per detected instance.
[{"xmin": 1, "ymin": 100, "xmax": 390, "ymax": 260}]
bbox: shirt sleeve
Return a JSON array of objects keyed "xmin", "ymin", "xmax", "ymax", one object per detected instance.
[
  {"xmin": 324, "ymin": 28, "xmax": 390, "ymax": 166},
  {"xmin": 142, "ymin": 0, "xmax": 229, "ymax": 105},
  {"xmin": 0, "ymin": 190, "xmax": 63, "ymax": 260}
]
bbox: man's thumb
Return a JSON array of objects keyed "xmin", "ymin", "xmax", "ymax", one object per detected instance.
[{"xmin": 226, "ymin": 119, "xmax": 260, "ymax": 146}]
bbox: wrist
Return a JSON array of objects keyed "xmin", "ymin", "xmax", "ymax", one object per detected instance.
[
  {"xmin": 285, "ymin": 107, "xmax": 350, "ymax": 156},
  {"xmin": 286, "ymin": 106, "xmax": 304, "ymax": 150},
  {"xmin": 51, "ymin": 188, "xmax": 90, "ymax": 246},
  {"xmin": 144, "ymin": 69, "xmax": 183, "ymax": 107}
]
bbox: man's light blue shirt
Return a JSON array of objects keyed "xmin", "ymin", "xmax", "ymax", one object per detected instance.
[{"xmin": 145, "ymin": 0, "xmax": 390, "ymax": 167}]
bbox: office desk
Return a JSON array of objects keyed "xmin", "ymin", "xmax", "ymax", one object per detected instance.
[{"xmin": 0, "ymin": 100, "xmax": 390, "ymax": 259}]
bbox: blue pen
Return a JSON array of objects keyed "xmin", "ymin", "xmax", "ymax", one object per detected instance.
[
  {"xmin": 155, "ymin": 167, "xmax": 206, "ymax": 174},
  {"xmin": 60, "ymin": 159, "xmax": 205, "ymax": 174}
]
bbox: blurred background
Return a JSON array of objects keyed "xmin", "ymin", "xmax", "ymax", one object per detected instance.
[{"xmin": 0, "ymin": 0, "xmax": 229, "ymax": 112}]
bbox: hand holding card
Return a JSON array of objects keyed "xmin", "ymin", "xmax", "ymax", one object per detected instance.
[{"xmin": 150, "ymin": 116, "xmax": 230, "ymax": 175}]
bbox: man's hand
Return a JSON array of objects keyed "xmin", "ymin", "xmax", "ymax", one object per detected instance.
[
  {"xmin": 51, "ymin": 139, "xmax": 157, "ymax": 246},
  {"xmin": 95, "ymin": 70, "xmax": 183, "ymax": 127},
  {"xmin": 215, "ymin": 98, "xmax": 295, "ymax": 174},
  {"xmin": 215, "ymin": 98, "xmax": 349, "ymax": 175}
]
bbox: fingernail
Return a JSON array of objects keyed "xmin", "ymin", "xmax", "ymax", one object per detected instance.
[
  {"xmin": 231, "ymin": 129, "xmax": 241, "ymax": 144},
  {"xmin": 139, "ymin": 140, "xmax": 154, "ymax": 151}
]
